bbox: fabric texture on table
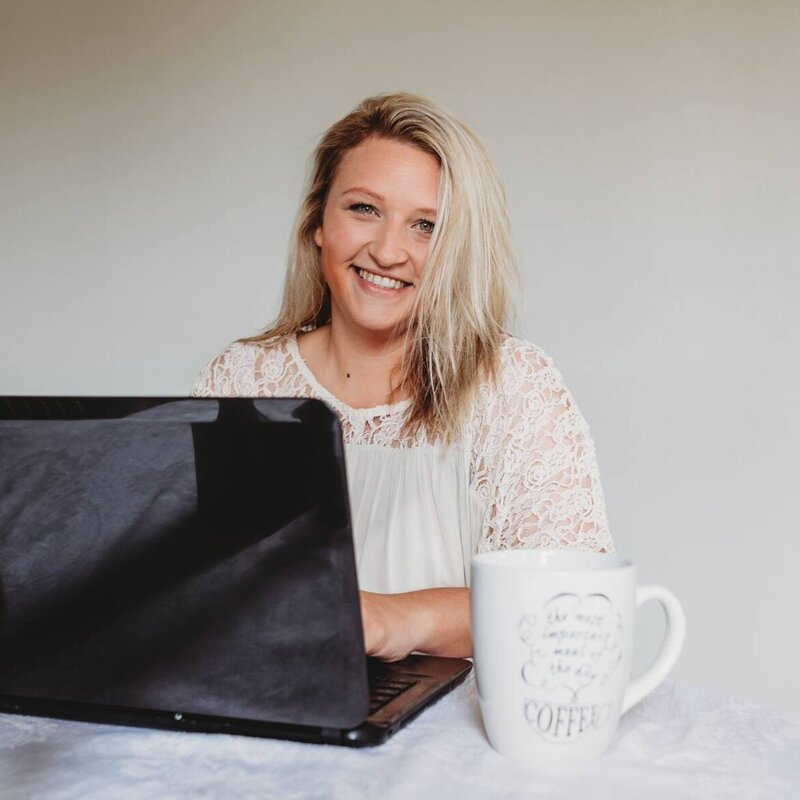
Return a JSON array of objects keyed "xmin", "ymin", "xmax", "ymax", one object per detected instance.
[{"xmin": 1, "ymin": 676, "xmax": 798, "ymax": 800}]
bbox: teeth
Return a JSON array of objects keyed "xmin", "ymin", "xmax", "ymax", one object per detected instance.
[{"xmin": 356, "ymin": 267, "xmax": 407, "ymax": 290}]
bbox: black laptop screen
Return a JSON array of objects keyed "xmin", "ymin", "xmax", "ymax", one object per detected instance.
[{"xmin": 0, "ymin": 398, "xmax": 369, "ymax": 728}]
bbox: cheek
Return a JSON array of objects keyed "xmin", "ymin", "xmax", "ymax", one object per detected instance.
[
  {"xmin": 410, "ymin": 240, "xmax": 431, "ymax": 274},
  {"xmin": 319, "ymin": 228, "xmax": 355, "ymax": 287},
  {"xmin": 319, "ymin": 217, "xmax": 363, "ymax": 262}
]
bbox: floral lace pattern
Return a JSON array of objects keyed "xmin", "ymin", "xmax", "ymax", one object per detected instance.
[
  {"xmin": 468, "ymin": 339, "xmax": 613, "ymax": 552},
  {"xmin": 192, "ymin": 334, "xmax": 613, "ymax": 553},
  {"xmin": 193, "ymin": 336, "xmax": 424, "ymax": 447}
]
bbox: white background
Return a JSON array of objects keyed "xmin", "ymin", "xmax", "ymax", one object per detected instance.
[{"xmin": 2, "ymin": 1, "xmax": 798, "ymax": 713}]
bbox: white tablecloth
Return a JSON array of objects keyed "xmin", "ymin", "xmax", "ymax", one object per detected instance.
[{"xmin": 1, "ymin": 676, "xmax": 798, "ymax": 799}]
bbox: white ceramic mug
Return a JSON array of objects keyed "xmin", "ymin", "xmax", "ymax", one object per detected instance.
[{"xmin": 471, "ymin": 550, "xmax": 686, "ymax": 765}]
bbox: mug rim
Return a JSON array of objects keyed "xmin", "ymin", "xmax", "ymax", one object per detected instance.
[{"xmin": 472, "ymin": 548, "xmax": 633, "ymax": 573}]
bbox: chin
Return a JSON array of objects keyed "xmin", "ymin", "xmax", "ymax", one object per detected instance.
[{"xmin": 352, "ymin": 315, "xmax": 410, "ymax": 339}]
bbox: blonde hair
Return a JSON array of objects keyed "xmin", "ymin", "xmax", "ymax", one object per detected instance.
[{"xmin": 246, "ymin": 93, "xmax": 519, "ymax": 441}]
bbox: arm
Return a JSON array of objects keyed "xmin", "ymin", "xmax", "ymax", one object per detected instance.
[
  {"xmin": 471, "ymin": 340, "xmax": 614, "ymax": 553},
  {"xmin": 360, "ymin": 588, "xmax": 471, "ymax": 661},
  {"xmin": 360, "ymin": 344, "xmax": 613, "ymax": 661}
]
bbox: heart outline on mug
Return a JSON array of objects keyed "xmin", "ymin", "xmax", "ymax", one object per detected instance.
[{"xmin": 518, "ymin": 592, "xmax": 624, "ymax": 702}]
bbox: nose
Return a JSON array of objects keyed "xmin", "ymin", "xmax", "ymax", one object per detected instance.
[{"xmin": 367, "ymin": 220, "xmax": 409, "ymax": 268}]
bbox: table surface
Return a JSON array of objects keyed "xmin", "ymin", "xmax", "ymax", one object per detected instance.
[{"xmin": 1, "ymin": 675, "xmax": 798, "ymax": 800}]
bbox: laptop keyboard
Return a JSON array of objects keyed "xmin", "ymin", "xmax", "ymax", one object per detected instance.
[{"xmin": 368, "ymin": 675, "xmax": 419, "ymax": 715}]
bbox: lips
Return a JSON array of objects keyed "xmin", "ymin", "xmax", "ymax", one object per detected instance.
[{"xmin": 353, "ymin": 265, "xmax": 411, "ymax": 290}]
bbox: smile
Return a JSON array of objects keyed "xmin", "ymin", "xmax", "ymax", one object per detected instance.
[{"xmin": 354, "ymin": 266, "xmax": 410, "ymax": 290}]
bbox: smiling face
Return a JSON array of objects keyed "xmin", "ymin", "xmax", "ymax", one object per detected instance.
[{"xmin": 313, "ymin": 136, "xmax": 440, "ymax": 344}]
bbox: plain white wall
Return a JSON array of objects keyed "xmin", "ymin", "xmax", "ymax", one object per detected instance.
[{"xmin": 2, "ymin": 1, "xmax": 798, "ymax": 712}]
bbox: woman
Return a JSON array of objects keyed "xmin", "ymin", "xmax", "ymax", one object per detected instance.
[{"xmin": 193, "ymin": 93, "xmax": 614, "ymax": 662}]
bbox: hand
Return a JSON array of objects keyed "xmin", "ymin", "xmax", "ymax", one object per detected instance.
[
  {"xmin": 359, "ymin": 591, "xmax": 425, "ymax": 662},
  {"xmin": 358, "ymin": 588, "xmax": 472, "ymax": 661}
]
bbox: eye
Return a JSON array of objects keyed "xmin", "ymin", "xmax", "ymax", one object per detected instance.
[
  {"xmin": 349, "ymin": 202, "xmax": 377, "ymax": 216},
  {"xmin": 415, "ymin": 218, "xmax": 435, "ymax": 235}
]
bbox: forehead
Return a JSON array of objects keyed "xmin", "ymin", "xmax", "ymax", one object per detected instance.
[{"xmin": 330, "ymin": 137, "xmax": 440, "ymax": 203}]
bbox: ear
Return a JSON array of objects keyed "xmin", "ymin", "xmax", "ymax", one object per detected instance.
[{"xmin": 313, "ymin": 226, "xmax": 323, "ymax": 248}]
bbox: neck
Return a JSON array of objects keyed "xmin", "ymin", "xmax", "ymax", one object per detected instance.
[{"xmin": 300, "ymin": 320, "xmax": 409, "ymax": 409}]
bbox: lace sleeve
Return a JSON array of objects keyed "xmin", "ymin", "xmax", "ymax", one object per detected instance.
[
  {"xmin": 470, "ymin": 340, "xmax": 614, "ymax": 554},
  {"xmin": 191, "ymin": 342, "xmax": 259, "ymax": 397}
]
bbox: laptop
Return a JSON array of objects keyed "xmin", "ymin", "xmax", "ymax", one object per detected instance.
[{"xmin": 0, "ymin": 396, "xmax": 471, "ymax": 746}]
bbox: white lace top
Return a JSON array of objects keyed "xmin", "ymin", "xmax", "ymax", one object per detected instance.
[{"xmin": 192, "ymin": 334, "xmax": 614, "ymax": 592}]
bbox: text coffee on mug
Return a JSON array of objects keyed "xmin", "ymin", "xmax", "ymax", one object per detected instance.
[{"xmin": 471, "ymin": 550, "xmax": 685, "ymax": 765}]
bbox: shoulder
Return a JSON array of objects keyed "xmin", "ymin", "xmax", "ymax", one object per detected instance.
[
  {"xmin": 203, "ymin": 335, "xmax": 289, "ymax": 376},
  {"xmin": 477, "ymin": 335, "xmax": 560, "ymax": 405},
  {"xmin": 467, "ymin": 334, "xmax": 584, "ymax": 444},
  {"xmin": 497, "ymin": 335, "xmax": 554, "ymax": 380},
  {"xmin": 191, "ymin": 334, "xmax": 294, "ymax": 396}
]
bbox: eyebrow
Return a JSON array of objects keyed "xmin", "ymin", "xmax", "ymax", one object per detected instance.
[{"xmin": 341, "ymin": 187, "xmax": 436, "ymax": 217}]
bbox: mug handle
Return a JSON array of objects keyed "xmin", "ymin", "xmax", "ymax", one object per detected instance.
[{"xmin": 621, "ymin": 584, "xmax": 687, "ymax": 714}]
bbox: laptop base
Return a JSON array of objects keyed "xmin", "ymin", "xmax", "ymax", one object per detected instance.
[{"xmin": 0, "ymin": 655, "xmax": 471, "ymax": 747}]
